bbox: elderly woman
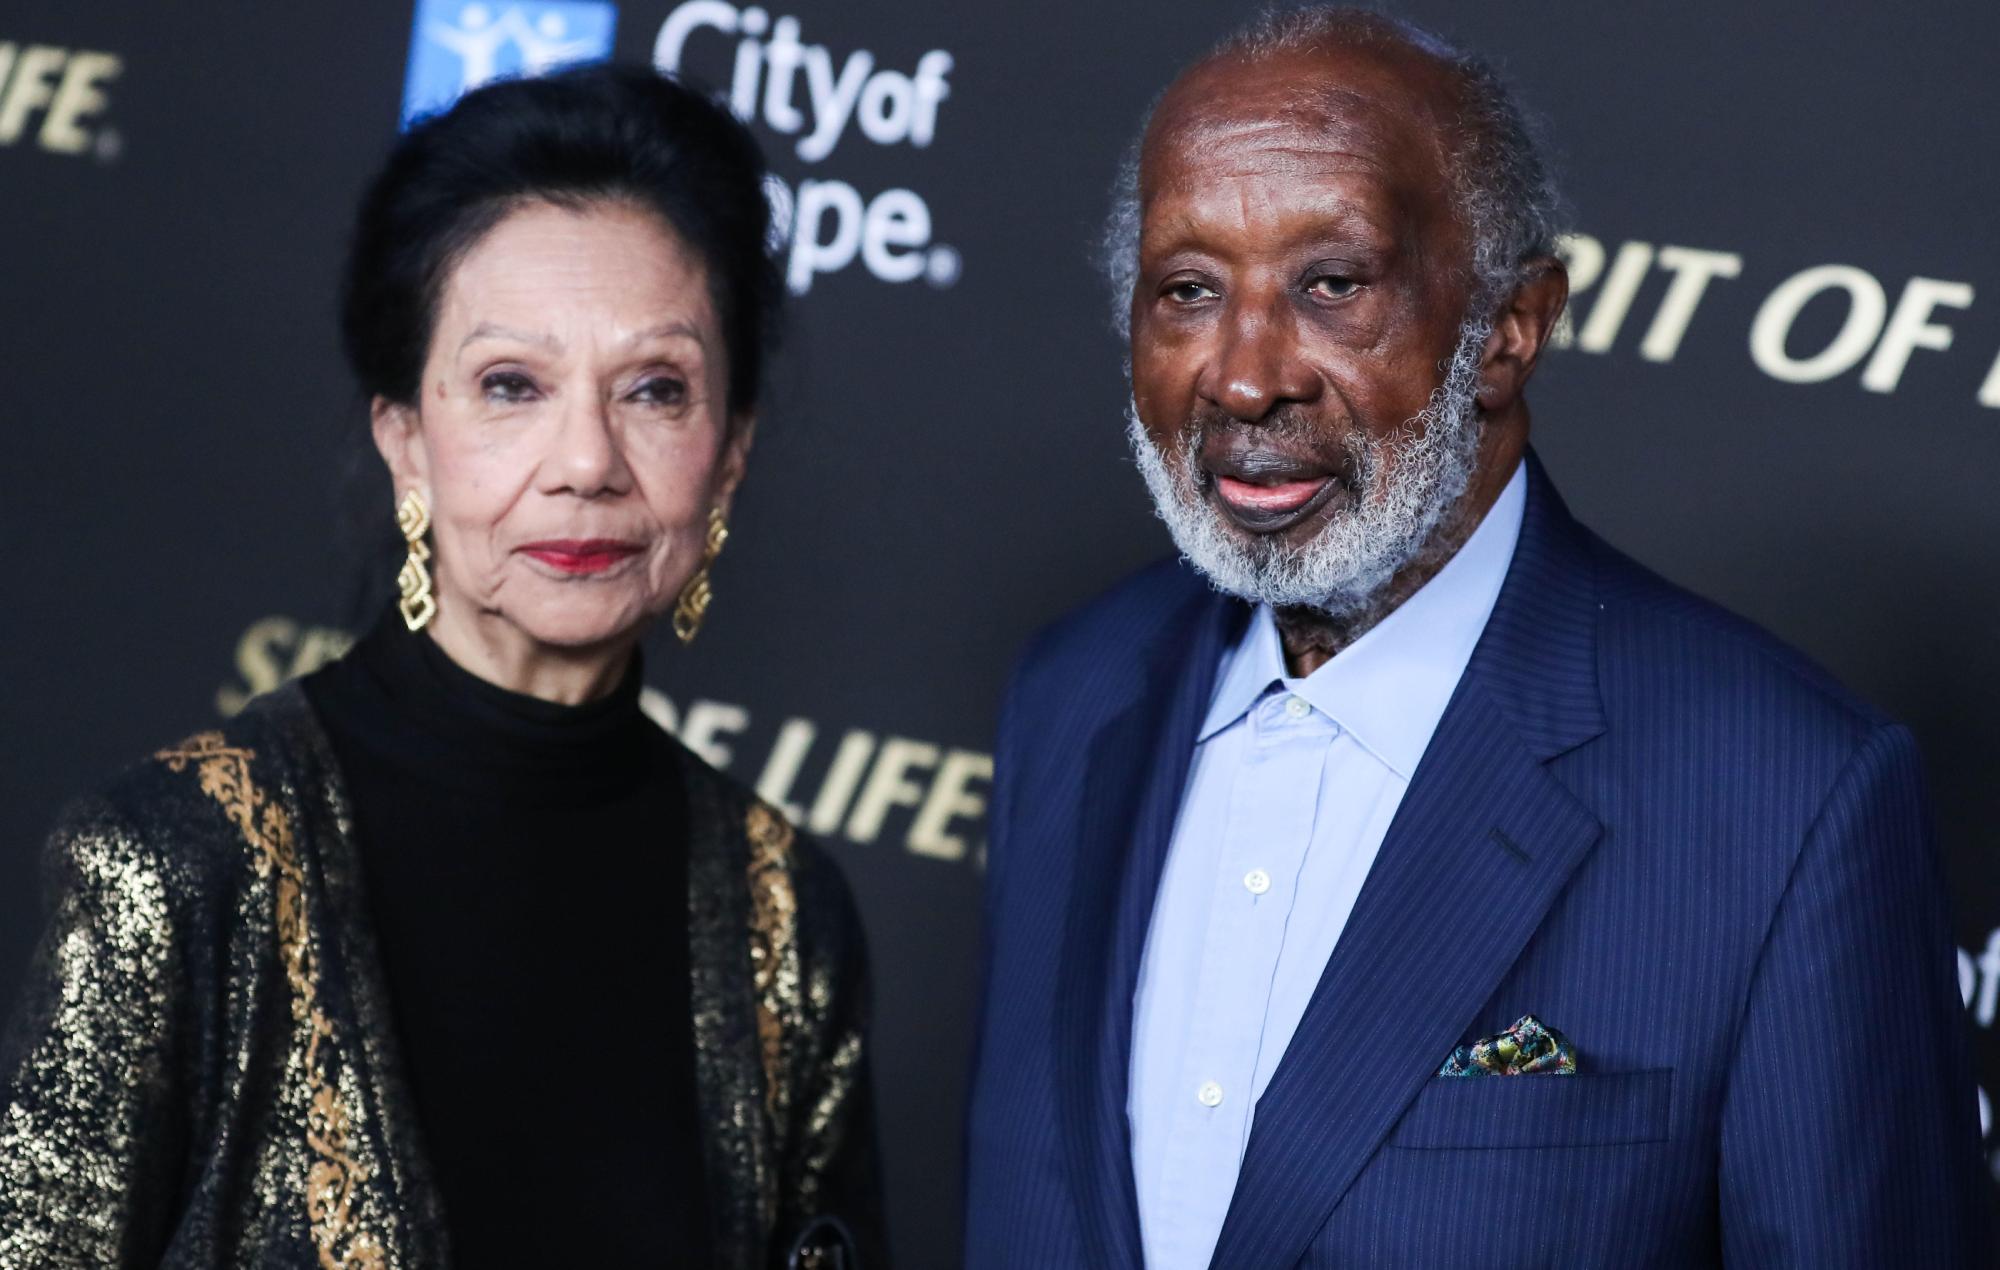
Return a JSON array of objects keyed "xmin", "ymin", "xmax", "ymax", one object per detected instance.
[{"xmin": 0, "ymin": 66, "xmax": 880, "ymax": 1268}]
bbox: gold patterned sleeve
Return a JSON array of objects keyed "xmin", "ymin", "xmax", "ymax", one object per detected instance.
[
  {"xmin": 0, "ymin": 799, "xmax": 191, "ymax": 1268},
  {"xmin": 779, "ymin": 839, "xmax": 888, "ymax": 1269}
]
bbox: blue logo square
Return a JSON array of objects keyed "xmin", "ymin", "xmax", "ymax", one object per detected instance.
[{"xmin": 401, "ymin": 0, "xmax": 618, "ymax": 127}]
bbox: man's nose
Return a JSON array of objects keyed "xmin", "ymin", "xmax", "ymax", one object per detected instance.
[{"xmin": 1198, "ymin": 298, "xmax": 1320, "ymax": 422}]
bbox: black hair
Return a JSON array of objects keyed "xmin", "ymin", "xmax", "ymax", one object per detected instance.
[{"xmin": 341, "ymin": 63, "xmax": 783, "ymax": 415}]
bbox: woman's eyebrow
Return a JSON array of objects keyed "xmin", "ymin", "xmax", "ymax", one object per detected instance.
[
  {"xmin": 625, "ymin": 320, "xmax": 706, "ymax": 348},
  {"xmin": 457, "ymin": 321, "xmax": 563, "ymax": 353}
]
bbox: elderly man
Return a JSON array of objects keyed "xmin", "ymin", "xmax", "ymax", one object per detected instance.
[{"xmin": 964, "ymin": 9, "xmax": 1987, "ymax": 1268}]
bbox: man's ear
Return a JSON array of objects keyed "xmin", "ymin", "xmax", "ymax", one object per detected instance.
[
  {"xmin": 1476, "ymin": 257, "xmax": 1569, "ymax": 413},
  {"xmin": 370, "ymin": 396, "xmax": 429, "ymax": 500},
  {"xmin": 714, "ymin": 412, "xmax": 758, "ymax": 514}
]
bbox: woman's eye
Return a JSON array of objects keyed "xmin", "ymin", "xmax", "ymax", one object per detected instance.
[
  {"xmin": 481, "ymin": 371, "xmax": 537, "ymax": 402},
  {"xmin": 631, "ymin": 377, "xmax": 687, "ymax": 407},
  {"xmin": 1166, "ymin": 281, "xmax": 1215, "ymax": 304},
  {"xmin": 1310, "ymin": 275, "xmax": 1360, "ymax": 299}
]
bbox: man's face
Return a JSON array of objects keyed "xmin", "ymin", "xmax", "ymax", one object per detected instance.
[{"xmin": 1128, "ymin": 45, "xmax": 1492, "ymax": 614}]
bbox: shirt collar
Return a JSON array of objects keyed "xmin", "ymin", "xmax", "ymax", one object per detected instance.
[{"xmin": 1196, "ymin": 460, "xmax": 1528, "ymax": 778}]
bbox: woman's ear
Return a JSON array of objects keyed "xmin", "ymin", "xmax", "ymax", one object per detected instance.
[
  {"xmin": 715, "ymin": 411, "xmax": 758, "ymax": 513},
  {"xmin": 370, "ymin": 396, "xmax": 429, "ymax": 500}
]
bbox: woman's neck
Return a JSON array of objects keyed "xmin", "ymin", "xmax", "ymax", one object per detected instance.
[{"xmin": 424, "ymin": 606, "xmax": 637, "ymax": 705}]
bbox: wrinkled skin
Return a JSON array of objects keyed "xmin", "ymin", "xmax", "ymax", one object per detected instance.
[
  {"xmin": 1129, "ymin": 41, "xmax": 1567, "ymax": 674},
  {"xmin": 373, "ymin": 199, "xmax": 753, "ymax": 702}
]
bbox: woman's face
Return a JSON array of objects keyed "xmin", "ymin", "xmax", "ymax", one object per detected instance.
[{"xmin": 373, "ymin": 199, "xmax": 751, "ymax": 663}]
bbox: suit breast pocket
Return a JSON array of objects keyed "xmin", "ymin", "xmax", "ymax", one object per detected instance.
[{"xmin": 1387, "ymin": 1068, "xmax": 1673, "ymax": 1150}]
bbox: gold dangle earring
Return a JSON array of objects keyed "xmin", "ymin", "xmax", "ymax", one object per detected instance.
[
  {"xmin": 672, "ymin": 506, "xmax": 730, "ymax": 644},
  {"xmin": 396, "ymin": 490, "xmax": 437, "ymax": 632}
]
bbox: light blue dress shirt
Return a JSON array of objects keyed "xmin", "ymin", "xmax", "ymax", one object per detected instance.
[{"xmin": 1127, "ymin": 462, "xmax": 1527, "ymax": 1270}]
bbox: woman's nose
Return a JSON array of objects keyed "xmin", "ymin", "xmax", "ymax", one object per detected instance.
[{"xmin": 547, "ymin": 396, "xmax": 633, "ymax": 496}]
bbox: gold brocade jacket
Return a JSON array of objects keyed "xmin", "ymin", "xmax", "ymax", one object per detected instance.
[{"xmin": 0, "ymin": 685, "xmax": 883, "ymax": 1269}]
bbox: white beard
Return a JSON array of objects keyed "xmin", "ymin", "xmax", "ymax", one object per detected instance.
[{"xmin": 1127, "ymin": 316, "xmax": 1492, "ymax": 617}]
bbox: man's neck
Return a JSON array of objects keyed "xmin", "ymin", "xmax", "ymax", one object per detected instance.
[{"xmin": 1275, "ymin": 435, "xmax": 1524, "ymax": 678}]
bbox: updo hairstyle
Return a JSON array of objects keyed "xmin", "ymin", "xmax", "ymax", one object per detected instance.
[{"xmin": 341, "ymin": 63, "xmax": 783, "ymax": 416}]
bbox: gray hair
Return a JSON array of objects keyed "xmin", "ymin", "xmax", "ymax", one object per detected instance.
[{"xmin": 1101, "ymin": 6, "xmax": 1565, "ymax": 338}]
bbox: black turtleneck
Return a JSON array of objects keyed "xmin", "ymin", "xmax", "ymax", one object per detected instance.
[{"xmin": 302, "ymin": 613, "xmax": 710, "ymax": 1266}]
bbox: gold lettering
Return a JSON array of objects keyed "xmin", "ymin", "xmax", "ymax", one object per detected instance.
[
  {"xmin": 217, "ymin": 616, "xmax": 300, "ymax": 717},
  {"xmin": 291, "ymin": 625, "xmax": 354, "ymax": 679},
  {"xmin": 754, "ymin": 717, "xmax": 818, "ymax": 823},
  {"xmin": 208, "ymin": 622, "xmax": 994, "ymax": 867},
  {"xmin": 682, "ymin": 700, "xmax": 751, "ymax": 768},
  {"xmin": 39, "ymin": 50, "xmax": 119, "ymax": 153},
  {"xmin": 807, "ymin": 729, "xmax": 876, "ymax": 836},
  {"xmin": 0, "ymin": 45, "xmax": 65, "ymax": 145},
  {"xmin": 216, "ymin": 617, "xmax": 353, "ymax": 716},
  {"xmin": 845, "ymin": 738, "xmax": 939, "ymax": 844},
  {"xmin": 639, "ymin": 687, "xmax": 680, "ymax": 733},
  {"xmin": 907, "ymin": 748, "xmax": 992, "ymax": 861},
  {"xmin": 1979, "ymin": 344, "xmax": 2000, "ymax": 409}
]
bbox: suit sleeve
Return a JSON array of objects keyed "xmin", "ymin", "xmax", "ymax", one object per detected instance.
[
  {"xmin": 965, "ymin": 644, "xmax": 1026, "ymax": 1106},
  {"xmin": 0, "ymin": 800, "xmax": 189, "ymax": 1269},
  {"xmin": 961, "ymin": 639, "xmax": 1042, "ymax": 1268},
  {"xmin": 1718, "ymin": 723, "xmax": 1990, "ymax": 1266}
]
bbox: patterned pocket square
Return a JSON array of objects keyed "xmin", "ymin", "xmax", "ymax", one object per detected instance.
[{"xmin": 1437, "ymin": 1014, "xmax": 1577, "ymax": 1076}]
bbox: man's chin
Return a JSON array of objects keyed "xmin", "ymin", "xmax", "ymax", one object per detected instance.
[{"xmin": 1171, "ymin": 497, "xmax": 1402, "ymax": 617}]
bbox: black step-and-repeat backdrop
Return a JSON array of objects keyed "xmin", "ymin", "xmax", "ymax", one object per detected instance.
[{"xmin": 5, "ymin": 2, "xmax": 1997, "ymax": 1262}]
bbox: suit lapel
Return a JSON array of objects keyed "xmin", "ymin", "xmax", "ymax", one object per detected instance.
[
  {"xmin": 1206, "ymin": 690, "xmax": 1601, "ymax": 1265},
  {"xmin": 1055, "ymin": 580, "xmax": 1240, "ymax": 1270},
  {"xmin": 678, "ymin": 746, "xmax": 774, "ymax": 1266},
  {"xmin": 1208, "ymin": 455, "xmax": 1609, "ymax": 1267}
]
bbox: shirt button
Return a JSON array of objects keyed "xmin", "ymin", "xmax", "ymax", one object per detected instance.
[
  {"xmin": 1197, "ymin": 1080, "xmax": 1224, "ymax": 1108},
  {"xmin": 1284, "ymin": 695, "xmax": 1311, "ymax": 719},
  {"xmin": 1243, "ymin": 868, "xmax": 1272, "ymax": 895}
]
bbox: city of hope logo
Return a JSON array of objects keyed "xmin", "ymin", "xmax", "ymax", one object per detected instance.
[
  {"xmin": 653, "ymin": 1, "xmax": 961, "ymax": 295},
  {"xmin": 401, "ymin": 0, "xmax": 618, "ymax": 127}
]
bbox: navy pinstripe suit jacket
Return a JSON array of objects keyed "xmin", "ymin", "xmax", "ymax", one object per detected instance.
[{"xmin": 965, "ymin": 456, "xmax": 1988, "ymax": 1268}]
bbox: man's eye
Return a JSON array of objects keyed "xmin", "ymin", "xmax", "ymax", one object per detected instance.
[
  {"xmin": 481, "ymin": 371, "xmax": 537, "ymax": 402},
  {"xmin": 1309, "ymin": 275, "xmax": 1360, "ymax": 299},
  {"xmin": 631, "ymin": 377, "xmax": 687, "ymax": 407},
  {"xmin": 1165, "ymin": 281, "xmax": 1216, "ymax": 304}
]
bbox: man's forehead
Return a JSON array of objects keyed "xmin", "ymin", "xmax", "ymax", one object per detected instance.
[
  {"xmin": 1143, "ymin": 107, "xmax": 1408, "ymax": 246},
  {"xmin": 1170, "ymin": 91, "xmax": 1389, "ymax": 161},
  {"xmin": 1149, "ymin": 100, "xmax": 1399, "ymax": 193},
  {"xmin": 1142, "ymin": 45, "xmax": 1456, "ymax": 195}
]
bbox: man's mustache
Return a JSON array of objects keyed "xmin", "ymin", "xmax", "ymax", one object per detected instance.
[
  {"xmin": 1180, "ymin": 403, "xmax": 1338, "ymax": 446},
  {"xmin": 1169, "ymin": 405, "xmax": 1366, "ymax": 493}
]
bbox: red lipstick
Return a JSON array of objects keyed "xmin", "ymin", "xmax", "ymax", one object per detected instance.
[{"xmin": 518, "ymin": 539, "xmax": 642, "ymax": 575}]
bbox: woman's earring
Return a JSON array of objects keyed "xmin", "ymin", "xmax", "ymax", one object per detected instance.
[
  {"xmin": 396, "ymin": 490, "xmax": 437, "ymax": 632},
  {"xmin": 672, "ymin": 506, "xmax": 730, "ymax": 644}
]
